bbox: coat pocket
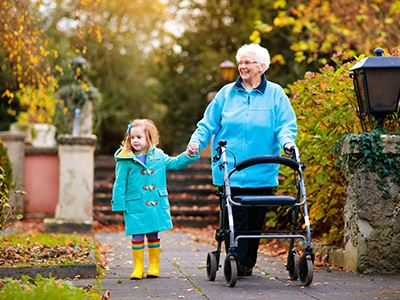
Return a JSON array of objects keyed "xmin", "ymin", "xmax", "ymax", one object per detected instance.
[
  {"xmin": 158, "ymin": 190, "xmax": 170, "ymax": 209},
  {"xmin": 126, "ymin": 193, "xmax": 143, "ymax": 213}
]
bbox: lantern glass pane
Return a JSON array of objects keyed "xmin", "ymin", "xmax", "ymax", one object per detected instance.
[
  {"xmin": 365, "ymin": 69, "xmax": 400, "ymax": 113},
  {"xmin": 354, "ymin": 70, "xmax": 368, "ymax": 114},
  {"xmin": 221, "ymin": 68, "xmax": 235, "ymax": 82}
]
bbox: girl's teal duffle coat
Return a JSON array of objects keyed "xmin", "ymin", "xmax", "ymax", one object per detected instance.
[{"xmin": 111, "ymin": 146, "xmax": 199, "ymax": 236}]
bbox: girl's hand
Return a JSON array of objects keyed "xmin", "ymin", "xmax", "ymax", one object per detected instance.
[{"xmin": 186, "ymin": 142, "xmax": 199, "ymax": 157}]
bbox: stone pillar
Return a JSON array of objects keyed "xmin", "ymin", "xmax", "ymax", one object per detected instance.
[
  {"xmin": 44, "ymin": 134, "xmax": 97, "ymax": 233},
  {"xmin": 0, "ymin": 132, "xmax": 25, "ymax": 213},
  {"xmin": 342, "ymin": 134, "xmax": 400, "ymax": 274}
]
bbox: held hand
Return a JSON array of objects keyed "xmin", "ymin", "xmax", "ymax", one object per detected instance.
[{"xmin": 186, "ymin": 142, "xmax": 199, "ymax": 157}]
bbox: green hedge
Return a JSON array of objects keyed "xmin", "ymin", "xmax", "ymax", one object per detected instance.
[{"xmin": 0, "ymin": 138, "xmax": 14, "ymax": 231}]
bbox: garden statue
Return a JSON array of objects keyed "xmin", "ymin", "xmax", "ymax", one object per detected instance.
[{"xmin": 55, "ymin": 56, "xmax": 101, "ymax": 136}]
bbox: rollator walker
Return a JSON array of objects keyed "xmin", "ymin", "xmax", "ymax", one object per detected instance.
[{"xmin": 206, "ymin": 140, "xmax": 314, "ymax": 287}]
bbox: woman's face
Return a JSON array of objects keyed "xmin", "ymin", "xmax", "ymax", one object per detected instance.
[
  {"xmin": 129, "ymin": 125, "xmax": 148, "ymax": 155},
  {"xmin": 237, "ymin": 54, "xmax": 264, "ymax": 82}
]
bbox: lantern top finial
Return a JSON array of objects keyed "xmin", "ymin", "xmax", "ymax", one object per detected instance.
[{"xmin": 374, "ymin": 48, "xmax": 384, "ymax": 57}]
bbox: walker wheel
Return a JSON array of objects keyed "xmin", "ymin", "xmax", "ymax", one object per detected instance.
[
  {"xmin": 224, "ymin": 256, "xmax": 237, "ymax": 287},
  {"xmin": 287, "ymin": 250, "xmax": 299, "ymax": 280},
  {"xmin": 206, "ymin": 252, "xmax": 217, "ymax": 281},
  {"xmin": 299, "ymin": 256, "xmax": 314, "ymax": 286}
]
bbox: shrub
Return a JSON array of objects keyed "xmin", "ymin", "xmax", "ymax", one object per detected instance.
[
  {"xmin": 0, "ymin": 139, "xmax": 15, "ymax": 231},
  {"xmin": 281, "ymin": 53, "xmax": 363, "ymax": 245}
]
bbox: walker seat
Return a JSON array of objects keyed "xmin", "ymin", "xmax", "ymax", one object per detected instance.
[{"xmin": 233, "ymin": 195, "xmax": 297, "ymax": 206}]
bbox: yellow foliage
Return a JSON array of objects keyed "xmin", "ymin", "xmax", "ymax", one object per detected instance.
[
  {"xmin": 15, "ymin": 83, "xmax": 58, "ymax": 124},
  {"xmin": 273, "ymin": 0, "xmax": 287, "ymax": 10},
  {"xmin": 271, "ymin": 54, "xmax": 286, "ymax": 65},
  {"xmin": 250, "ymin": 31, "xmax": 261, "ymax": 44},
  {"xmin": 1, "ymin": 0, "xmax": 102, "ymax": 125},
  {"xmin": 1, "ymin": 90, "xmax": 14, "ymax": 99},
  {"xmin": 257, "ymin": 0, "xmax": 400, "ymax": 63}
]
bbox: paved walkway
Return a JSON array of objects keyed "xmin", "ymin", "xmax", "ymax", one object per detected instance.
[{"xmin": 75, "ymin": 230, "xmax": 400, "ymax": 300}]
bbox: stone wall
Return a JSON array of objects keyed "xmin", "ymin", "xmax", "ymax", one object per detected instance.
[{"xmin": 342, "ymin": 135, "xmax": 400, "ymax": 274}]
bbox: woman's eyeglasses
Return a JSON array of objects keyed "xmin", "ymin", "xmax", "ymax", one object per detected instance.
[{"xmin": 236, "ymin": 61, "xmax": 259, "ymax": 66}]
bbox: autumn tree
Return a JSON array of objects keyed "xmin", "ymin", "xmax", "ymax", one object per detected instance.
[
  {"xmin": 82, "ymin": 0, "xmax": 171, "ymax": 153},
  {"xmin": 154, "ymin": 0, "xmax": 301, "ymax": 153},
  {"xmin": 38, "ymin": 0, "xmax": 171, "ymax": 153},
  {"xmin": 0, "ymin": 1, "xmax": 57, "ymax": 126},
  {"xmin": 0, "ymin": 0, "xmax": 103, "ymax": 129},
  {"xmin": 252, "ymin": 0, "xmax": 400, "ymax": 64}
]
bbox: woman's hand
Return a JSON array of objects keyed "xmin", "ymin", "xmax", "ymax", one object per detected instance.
[{"xmin": 284, "ymin": 143, "xmax": 295, "ymax": 155}]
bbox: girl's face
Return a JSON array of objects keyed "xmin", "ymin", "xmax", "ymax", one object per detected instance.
[{"xmin": 129, "ymin": 125, "xmax": 148, "ymax": 155}]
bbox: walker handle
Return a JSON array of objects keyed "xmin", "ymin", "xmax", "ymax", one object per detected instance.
[{"xmin": 234, "ymin": 155, "xmax": 300, "ymax": 171}]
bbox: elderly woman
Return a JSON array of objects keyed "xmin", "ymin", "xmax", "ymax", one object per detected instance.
[{"xmin": 186, "ymin": 44, "xmax": 297, "ymax": 276}]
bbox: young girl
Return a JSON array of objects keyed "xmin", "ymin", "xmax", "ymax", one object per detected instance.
[{"xmin": 111, "ymin": 119, "xmax": 199, "ymax": 279}]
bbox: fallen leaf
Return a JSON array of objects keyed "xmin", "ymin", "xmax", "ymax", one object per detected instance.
[{"xmin": 101, "ymin": 290, "xmax": 110, "ymax": 300}]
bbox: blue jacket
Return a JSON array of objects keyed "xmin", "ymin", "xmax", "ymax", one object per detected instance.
[
  {"xmin": 189, "ymin": 75, "xmax": 297, "ymax": 187},
  {"xmin": 111, "ymin": 146, "xmax": 199, "ymax": 236}
]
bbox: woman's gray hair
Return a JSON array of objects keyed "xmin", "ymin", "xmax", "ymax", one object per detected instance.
[{"xmin": 236, "ymin": 44, "xmax": 271, "ymax": 73}]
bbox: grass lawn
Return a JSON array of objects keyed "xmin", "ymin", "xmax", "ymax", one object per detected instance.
[
  {"xmin": 0, "ymin": 232, "xmax": 95, "ymax": 268},
  {"xmin": 0, "ymin": 219, "xmax": 107, "ymax": 299}
]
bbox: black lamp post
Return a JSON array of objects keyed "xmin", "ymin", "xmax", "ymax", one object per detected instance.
[
  {"xmin": 350, "ymin": 48, "xmax": 400, "ymax": 124},
  {"xmin": 219, "ymin": 60, "xmax": 236, "ymax": 83}
]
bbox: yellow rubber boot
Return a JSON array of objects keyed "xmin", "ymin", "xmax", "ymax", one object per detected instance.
[
  {"xmin": 130, "ymin": 242, "xmax": 145, "ymax": 279},
  {"xmin": 147, "ymin": 239, "xmax": 160, "ymax": 278}
]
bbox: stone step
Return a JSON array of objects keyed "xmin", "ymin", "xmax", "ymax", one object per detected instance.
[
  {"xmin": 93, "ymin": 195, "xmax": 218, "ymax": 209},
  {"xmin": 93, "ymin": 206, "xmax": 219, "ymax": 228},
  {"xmin": 93, "ymin": 213, "xmax": 219, "ymax": 228},
  {"xmin": 94, "ymin": 176, "xmax": 213, "ymax": 192},
  {"xmin": 93, "ymin": 206, "xmax": 219, "ymax": 217}
]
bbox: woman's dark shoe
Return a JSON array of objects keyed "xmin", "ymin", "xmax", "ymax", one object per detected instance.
[{"xmin": 237, "ymin": 263, "xmax": 252, "ymax": 276}]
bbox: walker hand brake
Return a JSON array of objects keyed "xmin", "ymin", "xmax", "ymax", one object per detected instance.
[
  {"xmin": 213, "ymin": 147, "xmax": 222, "ymax": 162},
  {"xmin": 290, "ymin": 146, "xmax": 300, "ymax": 164},
  {"xmin": 213, "ymin": 140, "xmax": 227, "ymax": 162}
]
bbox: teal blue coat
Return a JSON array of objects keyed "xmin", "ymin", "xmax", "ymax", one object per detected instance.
[{"xmin": 111, "ymin": 146, "xmax": 199, "ymax": 236}]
